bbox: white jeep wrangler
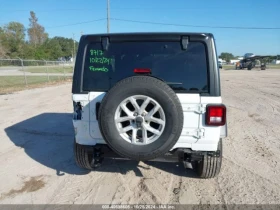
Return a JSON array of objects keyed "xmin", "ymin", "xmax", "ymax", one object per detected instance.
[{"xmin": 72, "ymin": 33, "xmax": 227, "ymax": 179}]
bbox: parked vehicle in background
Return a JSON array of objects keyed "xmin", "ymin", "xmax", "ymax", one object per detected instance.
[
  {"xmin": 218, "ymin": 61, "xmax": 223, "ymax": 69},
  {"xmin": 244, "ymin": 53, "xmax": 255, "ymax": 59},
  {"xmin": 235, "ymin": 61, "xmax": 244, "ymax": 70},
  {"xmin": 260, "ymin": 62, "xmax": 266, "ymax": 70}
]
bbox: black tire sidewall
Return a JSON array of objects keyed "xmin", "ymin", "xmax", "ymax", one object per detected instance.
[
  {"xmin": 98, "ymin": 76, "xmax": 183, "ymax": 160},
  {"xmin": 196, "ymin": 139, "xmax": 222, "ymax": 178}
]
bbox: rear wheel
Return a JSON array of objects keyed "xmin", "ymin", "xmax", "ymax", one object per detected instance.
[
  {"xmin": 247, "ymin": 63, "xmax": 253, "ymax": 70},
  {"xmin": 74, "ymin": 140, "xmax": 95, "ymax": 170},
  {"xmin": 98, "ymin": 76, "xmax": 184, "ymax": 161},
  {"xmin": 196, "ymin": 139, "xmax": 222, "ymax": 179}
]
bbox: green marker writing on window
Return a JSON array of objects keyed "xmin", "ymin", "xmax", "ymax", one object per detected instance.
[
  {"xmin": 90, "ymin": 49, "xmax": 104, "ymax": 56},
  {"xmin": 89, "ymin": 57, "xmax": 114, "ymax": 65},
  {"xmin": 89, "ymin": 66, "xmax": 108, "ymax": 72}
]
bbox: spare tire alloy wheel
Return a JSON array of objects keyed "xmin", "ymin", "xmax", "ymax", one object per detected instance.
[
  {"xmin": 115, "ymin": 95, "xmax": 166, "ymax": 145},
  {"xmin": 98, "ymin": 76, "xmax": 184, "ymax": 161}
]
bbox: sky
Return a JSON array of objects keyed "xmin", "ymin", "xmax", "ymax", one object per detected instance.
[{"xmin": 0, "ymin": 0, "xmax": 280, "ymax": 56}]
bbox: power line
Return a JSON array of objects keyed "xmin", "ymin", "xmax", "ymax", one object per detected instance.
[
  {"xmin": 1, "ymin": 7, "xmax": 270, "ymax": 12},
  {"xmin": 45, "ymin": 18, "xmax": 106, "ymax": 29},
  {"xmin": 111, "ymin": 18, "xmax": 280, "ymax": 30},
  {"xmin": 0, "ymin": 8, "xmax": 104, "ymax": 12},
  {"xmin": 3, "ymin": 16, "xmax": 278, "ymax": 31},
  {"xmin": 0, "ymin": 8, "xmax": 205, "ymax": 12}
]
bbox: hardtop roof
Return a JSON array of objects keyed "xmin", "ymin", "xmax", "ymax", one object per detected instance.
[{"xmin": 80, "ymin": 32, "xmax": 214, "ymax": 40}]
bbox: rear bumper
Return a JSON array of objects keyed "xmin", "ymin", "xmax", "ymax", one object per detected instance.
[
  {"xmin": 84, "ymin": 144, "xmax": 184, "ymax": 163},
  {"xmin": 81, "ymin": 143, "xmax": 217, "ymax": 163},
  {"xmin": 220, "ymin": 123, "xmax": 228, "ymax": 138}
]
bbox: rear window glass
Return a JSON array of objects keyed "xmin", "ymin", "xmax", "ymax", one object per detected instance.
[{"xmin": 82, "ymin": 41, "xmax": 208, "ymax": 93}]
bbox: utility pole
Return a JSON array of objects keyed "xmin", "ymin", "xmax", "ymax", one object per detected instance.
[
  {"xmin": 73, "ymin": 33, "xmax": 75, "ymax": 62},
  {"xmin": 107, "ymin": 0, "xmax": 110, "ymax": 33}
]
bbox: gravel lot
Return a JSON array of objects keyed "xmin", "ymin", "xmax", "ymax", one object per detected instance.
[{"xmin": 0, "ymin": 69, "xmax": 280, "ymax": 204}]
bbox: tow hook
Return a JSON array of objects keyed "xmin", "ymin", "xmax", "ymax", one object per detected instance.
[
  {"xmin": 184, "ymin": 150, "xmax": 220, "ymax": 162},
  {"xmin": 90, "ymin": 147, "xmax": 104, "ymax": 168}
]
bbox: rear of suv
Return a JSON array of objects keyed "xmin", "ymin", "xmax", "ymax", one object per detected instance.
[{"xmin": 72, "ymin": 32, "xmax": 227, "ymax": 179}]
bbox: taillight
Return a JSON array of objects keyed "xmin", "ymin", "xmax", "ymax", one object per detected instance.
[
  {"xmin": 134, "ymin": 68, "xmax": 151, "ymax": 74},
  {"xmin": 206, "ymin": 105, "xmax": 226, "ymax": 126}
]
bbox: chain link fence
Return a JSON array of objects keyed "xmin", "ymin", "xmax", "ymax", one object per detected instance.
[{"xmin": 0, "ymin": 58, "xmax": 74, "ymax": 92}]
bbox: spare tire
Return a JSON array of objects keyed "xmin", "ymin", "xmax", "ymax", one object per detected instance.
[{"xmin": 98, "ymin": 76, "xmax": 184, "ymax": 161}]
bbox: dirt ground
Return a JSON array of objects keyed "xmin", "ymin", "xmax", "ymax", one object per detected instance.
[{"xmin": 0, "ymin": 69, "xmax": 280, "ymax": 204}]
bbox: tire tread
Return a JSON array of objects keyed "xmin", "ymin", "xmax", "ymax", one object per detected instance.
[
  {"xmin": 74, "ymin": 141, "xmax": 93, "ymax": 170},
  {"xmin": 196, "ymin": 139, "xmax": 222, "ymax": 179}
]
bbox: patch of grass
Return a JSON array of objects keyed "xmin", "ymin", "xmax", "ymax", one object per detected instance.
[
  {"xmin": 267, "ymin": 65, "xmax": 280, "ymax": 69},
  {"xmin": 0, "ymin": 76, "xmax": 72, "ymax": 94},
  {"xmin": 221, "ymin": 65, "xmax": 235, "ymax": 70},
  {"xmin": 21, "ymin": 66, "xmax": 73, "ymax": 73}
]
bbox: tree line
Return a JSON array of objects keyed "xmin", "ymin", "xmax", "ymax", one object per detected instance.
[
  {"xmin": 0, "ymin": 11, "xmax": 78, "ymax": 61},
  {"xmin": 219, "ymin": 52, "xmax": 236, "ymax": 62},
  {"xmin": 1, "ymin": 12, "xmax": 278, "ymax": 63}
]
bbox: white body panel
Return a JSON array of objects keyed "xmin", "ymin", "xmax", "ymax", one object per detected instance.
[{"xmin": 73, "ymin": 92, "xmax": 225, "ymax": 151}]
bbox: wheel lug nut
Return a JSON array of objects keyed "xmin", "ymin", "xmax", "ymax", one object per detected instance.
[{"xmin": 133, "ymin": 112, "xmax": 138, "ymax": 116}]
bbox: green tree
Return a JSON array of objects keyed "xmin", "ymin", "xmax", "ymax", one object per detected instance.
[
  {"xmin": 33, "ymin": 46, "xmax": 48, "ymax": 60},
  {"xmin": 0, "ymin": 27, "xmax": 7, "ymax": 57},
  {"xmin": 43, "ymin": 38, "xmax": 63, "ymax": 60},
  {"xmin": 0, "ymin": 15, "xmax": 79, "ymax": 60},
  {"xmin": 21, "ymin": 42, "xmax": 35, "ymax": 59},
  {"xmin": 52, "ymin": 36, "xmax": 78, "ymax": 59},
  {"xmin": 219, "ymin": 52, "xmax": 235, "ymax": 63},
  {"xmin": 0, "ymin": 22, "xmax": 26, "ymax": 58},
  {"xmin": 28, "ymin": 11, "xmax": 48, "ymax": 47},
  {"xmin": 0, "ymin": 44, "xmax": 7, "ymax": 58}
]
